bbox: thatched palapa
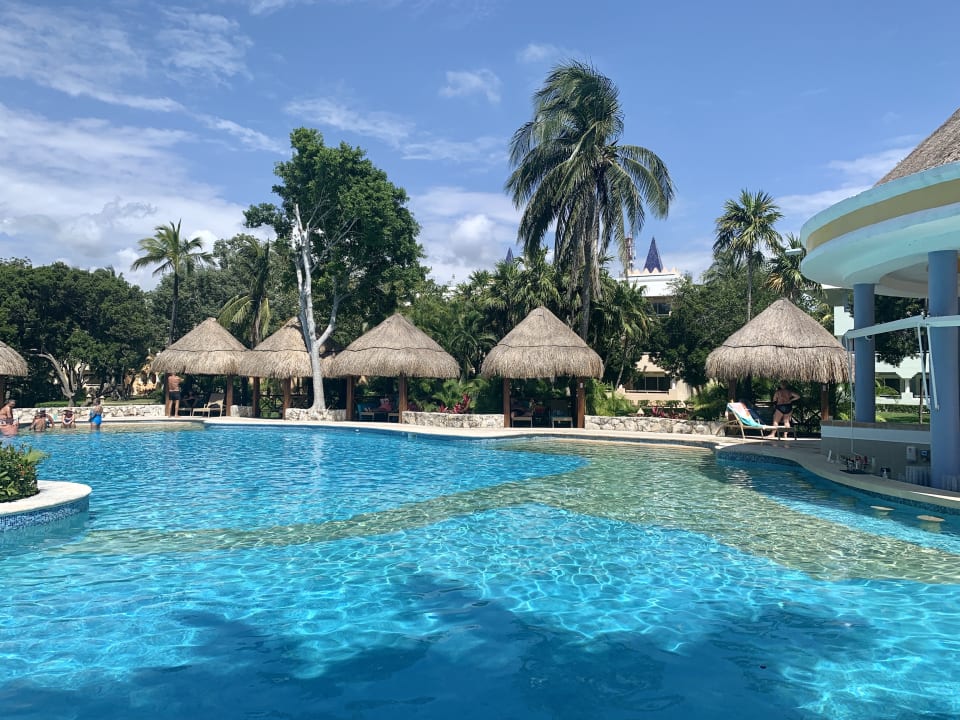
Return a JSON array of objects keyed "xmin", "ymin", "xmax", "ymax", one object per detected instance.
[
  {"xmin": 0, "ymin": 340, "xmax": 28, "ymax": 377},
  {"xmin": 329, "ymin": 314, "xmax": 458, "ymax": 379},
  {"xmin": 480, "ymin": 306, "xmax": 604, "ymax": 380},
  {"xmin": 705, "ymin": 298, "xmax": 849, "ymax": 384},
  {"xmin": 480, "ymin": 306, "xmax": 603, "ymax": 429},
  {"xmin": 152, "ymin": 318, "xmax": 247, "ymax": 415},
  {"xmin": 152, "ymin": 318, "xmax": 247, "ymax": 375},
  {"xmin": 877, "ymin": 106, "xmax": 960, "ymax": 185},
  {"xmin": 329, "ymin": 314, "xmax": 458, "ymax": 423},
  {"xmin": 238, "ymin": 318, "xmax": 338, "ymax": 379}
]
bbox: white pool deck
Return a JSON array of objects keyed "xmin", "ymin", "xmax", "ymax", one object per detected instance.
[{"xmin": 4, "ymin": 415, "xmax": 959, "ymax": 522}]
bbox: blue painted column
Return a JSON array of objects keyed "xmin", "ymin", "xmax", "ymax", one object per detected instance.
[
  {"xmin": 853, "ymin": 283, "xmax": 875, "ymax": 423},
  {"xmin": 928, "ymin": 250, "xmax": 960, "ymax": 489}
]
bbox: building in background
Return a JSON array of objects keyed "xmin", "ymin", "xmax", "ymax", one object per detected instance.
[{"xmin": 619, "ymin": 237, "xmax": 694, "ymax": 405}]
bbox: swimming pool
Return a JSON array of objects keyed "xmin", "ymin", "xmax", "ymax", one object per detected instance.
[{"xmin": 2, "ymin": 426, "xmax": 959, "ymax": 719}]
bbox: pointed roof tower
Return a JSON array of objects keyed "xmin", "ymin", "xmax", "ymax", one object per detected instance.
[
  {"xmin": 642, "ymin": 237, "xmax": 664, "ymax": 273},
  {"xmin": 505, "ymin": 247, "xmax": 514, "ymax": 263}
]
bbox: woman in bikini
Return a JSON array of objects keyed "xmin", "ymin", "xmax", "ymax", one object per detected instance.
[{"xmin": 767, "ymin": 382, "xmax": 801, "ymax": 438}]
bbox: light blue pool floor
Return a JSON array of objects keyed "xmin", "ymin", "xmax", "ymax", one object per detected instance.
[{"xmin": 2, "ymin": 428, "xmax": 960, "ymax": 719}]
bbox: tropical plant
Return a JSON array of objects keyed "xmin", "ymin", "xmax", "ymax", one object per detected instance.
[
  {"xmin": 714, "ymin": 189, "xmax": 783, "ymax": 321},
  {"xmin": 131, "ymin": 220, "xmax": 213, "ymax": 345},
  {"xmin": 766, "ymin": 233, "xmax": 821, "ymax": 306},
  {"xmin": 0, "ymin": 445, "xmax": 46, "ymax": 502},
  {"xmin": 506, "ymin": 61, "xmax": 673, "ymax": 338},
  {"xmin": 217, "ymin": 235, "xmax": 274, "ymax": 347}
]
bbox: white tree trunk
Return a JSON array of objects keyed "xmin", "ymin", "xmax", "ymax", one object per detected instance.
[
  {"xmin": 37, "ymin": 352, "xmax": 80, "ymax": 403},
  {"xmin": 292, "ymin": 204, "xmax": 326, "ymax": 413}
]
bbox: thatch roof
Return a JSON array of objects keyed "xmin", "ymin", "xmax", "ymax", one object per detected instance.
[
  {"xmin": 0, "ymin": 340, "xmax": 28, "ymax": 376},
  {"xmin": 877, "ymin": 106, "xmax": 960, "ymax": 185},
  {"xmin": 151, "ymin": 317, "xmax": 247, "ymax": 375},
  {"xmin": 705, "ymin": 298, "xmax": 849, "ymax": 383},
  {"xmin": 480, "ymin": 306, "xmax": 604, "ymax": 379},
  {"xmin": 328, "ymin": 313, "xmax": 459, "ymax": 378},
  {"xmin": 237, "ymin": 317, "xmax": 339, "ymax": 378}
]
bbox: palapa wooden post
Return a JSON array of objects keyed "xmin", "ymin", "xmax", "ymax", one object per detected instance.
[
  {"xmin": 820, "ymin": 383, "xmax": 831, "ymax": 421},
  {"xmin": 502, "ymin": 377, "xmax": 510, "ymax": 427},
  {"xmin": 398, "ymin": 375, "xmax": 408, "ymax": 424},
  {"xmin": 251, "ymin": 377, "xmax": 260, "ymax": 418},
  {"xmin": 164, "ymin": 373, "xmax": 171, "ymax": 416},
  {"xmin": 345, "ymin": 376, "xmax": 355, "ymax": 420},
  {"xmin": 575, "ymin": 378, "xmax": 586, "ymax": 428},
  {"xmin": 282, "ymin": 378, "xmax": 292, "ymax": 418},
  {"xmin": 224, "ymin": 375, "xmax": 234, "ymax": 417}
]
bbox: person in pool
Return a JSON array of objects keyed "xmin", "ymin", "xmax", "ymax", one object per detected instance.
[
  {"xmin": 89, "ymin": 398, "xmax": 104, "ymax": 430},
  {"xmin": 61, "ymin": 408, "xmax": 76, "ymax": 429}
]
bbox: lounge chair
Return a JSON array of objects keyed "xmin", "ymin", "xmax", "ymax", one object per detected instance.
[
  {"xmin": 193, "ymin": 392, "xmax": 224, "ymax": 417},
  {"xmin": 721, "ymin": 402, "xmax": 796, "ymax": 440},
  {"xmin": 548, "ymin": 398, "xmax": 573, "ymax": 428}
]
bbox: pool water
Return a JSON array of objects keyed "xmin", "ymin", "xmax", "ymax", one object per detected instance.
[{"xmin": 2, "ymin": 426, "xmax": 960, "ymax": 719}]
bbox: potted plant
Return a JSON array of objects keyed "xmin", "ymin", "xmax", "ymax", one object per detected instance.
[{"xmin": 0, "ymin": 444, "xmax": 47, "ymax": 502}]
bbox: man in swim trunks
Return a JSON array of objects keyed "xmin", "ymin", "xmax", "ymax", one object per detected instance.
[
  {"xmin": 0, "ymin": 399, "xmax": 14, "ymax": 425},
  {"xmin": 767, "ymin": 382, "xmax": 801, "ymax": 438},
  {"xmin": 167, "ymin": 373, "xmax": 183, "ymax": 417}
]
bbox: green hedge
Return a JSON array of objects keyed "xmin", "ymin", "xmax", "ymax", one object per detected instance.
[{"xmin": 0, "ymin": 444, "xmax": 46, "ymax": 502}]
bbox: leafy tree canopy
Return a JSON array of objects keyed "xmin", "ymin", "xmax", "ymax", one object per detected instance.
[{"xmin": 245, "ymin": 128, "xmax": 427, "ymax": 345}]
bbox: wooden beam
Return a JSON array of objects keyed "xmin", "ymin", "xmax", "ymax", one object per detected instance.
[
  {"xmin": 502, "ymin": 377, "xmax": 510, "ymax": 428},
  {"xmin": 345, "ymin": 376, "xmax": 355, "ymax": 420},
  {"xmin": 399, "ymin": 375, "xmax": 408, "ymax": 424}
]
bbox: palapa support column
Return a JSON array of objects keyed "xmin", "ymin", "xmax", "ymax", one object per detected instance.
[
  {"xmin": 502, "ymin": 377, "xmax": 510, "ymax": 428},
  {"xmin": 251, "ymin": 377, "xmax": 260, "ymax": 418},
  {"xmin": 345, "ymin": 376, "xmax": 355, "ymax": 421},
  {"xmin": 820, "ymin": 384, "xmax": 831, "ymax": 422},
  {"xmin": 398, "ymin": 375, "xmax": 408, "ymax": 424},
  {"xmin": 225, "ymin": 375, "xmax": 234, "ymax": 417},
  {"xmin": 575, "ymin": 378, "xmax": 586, "ymax": 429},
  {"xmin": 282, "ymin": 378, "xmax": 292, "ymax": 419},
  {"xmin": 164, "ymin": 373, "xmax": 172, "ymax": 417}
]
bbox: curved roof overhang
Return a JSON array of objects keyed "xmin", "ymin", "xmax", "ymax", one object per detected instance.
[{"xmin": 800, "ymin": 162, "xmax": 960, "ymax": 298}]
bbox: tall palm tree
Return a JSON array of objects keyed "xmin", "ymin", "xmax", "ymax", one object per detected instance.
[
  {"xmin": 218, "ymin": 235, "xmax": 273, "ymax": 347},
  {"xmin": 131, "ymin": 220, "xmax": 213, "ymax": 345},
  {"xmin": 714, "ymin": 189, "xmax": 783, "ymax": 322},
  {"xmin": 506, "ymin": 61, "xmax": 673, "ymax": 339}
]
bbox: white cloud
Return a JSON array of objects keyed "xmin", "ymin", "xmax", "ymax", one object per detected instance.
[
  {"xmin": 440, "ymin": 69, "xmax": 501, "ymax": 103},
  {"xmin": 286, "ymin": 97, "xmax": 414, "ymax": 146},
  {"xmin": 197, "ymin": 115, "xmax": 286, "ymax": 153},
  {"xmin": 517, "ymin": 42, "xmax": 574, "ymax": 64},
  {"xmin": 0, "ymin": 104, "xmax": 255, "ymax": 289},
  {"xmin": 409, "ymin": 187, "xmax": 520, "ymax": 284},
  {"xmin": 287, "ymin": 96, "xmax": 506, "ymax": 165},
  {"xmin": 157, "ymin": 10, "xmax": 253, "ymax": 84},
  {"xmin": 777, "ymin": 146, "xmax": 912, "ymax": 224}
]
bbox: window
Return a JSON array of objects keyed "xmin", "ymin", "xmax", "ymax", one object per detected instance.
[{"xmin": 639, "ymin": 375, "xmax": 671, "ymax": 393}]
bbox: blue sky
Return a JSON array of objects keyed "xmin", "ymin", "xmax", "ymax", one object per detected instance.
[{"xmin": 0, "ymin": 0, "xmax": 957, "ymax": 290}]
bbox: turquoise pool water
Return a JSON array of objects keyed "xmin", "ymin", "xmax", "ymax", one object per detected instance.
[{"xmin": 2, "ymin": 426, "xmax": 960, "ymax": 719}]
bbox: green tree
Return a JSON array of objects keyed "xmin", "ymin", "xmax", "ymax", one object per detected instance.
[
  {"xmin": 131, "ymin": 220, "xmax": 213, "ymax": 345},
  {"xmin": 216, "ymin": 235, "xmax": 275, "ymax": 347},
  {"xmin": 0, "ymin": 261, "xmax": 152, "ymax": 404},
  {"xmin": 245, "ymin": 128, "xmax": 426, "ymax": 410},
  {"xmin": 506, "ymin": 61, "xmax": 673, "ymax": 339},
  {"xmin": 714, "ymin": 189, "xmax": 783, "ymax": 321},
  {"xmin": 589, "ymin": 273, "xmax": 652, "ymax": 387},
  {"xmin": 766, "ymin": 233, "xmax": 821, "ymax": 307}
]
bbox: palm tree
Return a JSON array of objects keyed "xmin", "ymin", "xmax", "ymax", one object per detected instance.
[
  {"xmin": 506, "ymin": 61, "xmax": 673, "ymax": 339},
  {"xmin": 714, "ymin": 190, "xmax": 783, "ymax": 321},
  {"xmin": 766, "ymin": 233, "xmax": 819, "ymax": 304},
  {"xmin": 131, "ymin": 220, "xmax": 213, "ymax": 346},
  {"xmin": 218, "ymin": 235, "xmax": 273, "ymax": 347}
]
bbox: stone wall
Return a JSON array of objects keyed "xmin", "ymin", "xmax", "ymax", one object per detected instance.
[
  {"xmin": 13, "ymin": 404, "xmax": 253, "ymax": 423},
  {"xmin": 585, "ymin": 415, "xmax": 723, "ymax": 435},
  {"xmin": 401, "ymin": 412, "xmax": 504, "ymax": 428},
  {"xmin": 284, "ymin": 408, "xmax": 347, "ymax": 422}
]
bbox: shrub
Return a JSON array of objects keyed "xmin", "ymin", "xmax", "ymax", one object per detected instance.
[{"xmin": 0, "ymin": 444, "xmax": 47, "ymax": 503}]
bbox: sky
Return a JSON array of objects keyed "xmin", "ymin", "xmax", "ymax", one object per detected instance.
[{"xmin": 0, "ymin": 0, "xmax": 958, "ymax": 291}]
